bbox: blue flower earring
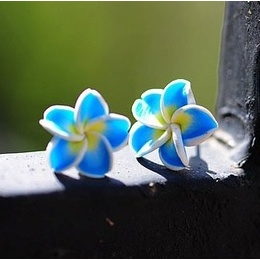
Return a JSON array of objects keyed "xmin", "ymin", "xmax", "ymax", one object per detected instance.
[
  {"xmin": 40, "ymin": 80, "xmax": 218, "ymax": 177},
  {"xmin": 40, "ymin": 88, "xmax": 131, "ymax": 178},
  {"xmin": 128, "ymin": 79, "xmax": 218, "ymax": 170}
]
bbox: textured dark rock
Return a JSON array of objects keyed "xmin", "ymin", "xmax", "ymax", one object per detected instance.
[{"xmin": 217, "ymin": 1, "xmax": 260, "ymax": 165}]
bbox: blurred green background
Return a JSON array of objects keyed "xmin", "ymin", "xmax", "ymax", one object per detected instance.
[{"xmin": 0, "ymin": 1, "xmax": 224, "ymax": 153}]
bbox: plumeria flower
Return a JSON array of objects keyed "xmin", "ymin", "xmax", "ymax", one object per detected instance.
[
  {"xmin": 129, "ymin": 79, "xmax": 218, "ymax": 171},
  {"xmin": 40, "ymin": 88, "xmax": 131, "ymax": 178}
]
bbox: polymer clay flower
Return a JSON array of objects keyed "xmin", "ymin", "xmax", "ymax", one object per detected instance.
[
  {"xmin": 129, "ymin": 79, "xmax": 218, "ymax": 170},
  {"xmin": 40, "ymin": 88, "xmax": 130, "ymax": 178}
]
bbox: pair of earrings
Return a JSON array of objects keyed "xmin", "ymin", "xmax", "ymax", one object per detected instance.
[{"xmin": 39, "ymin": 79, "xmax": 218, "ymax": 178}]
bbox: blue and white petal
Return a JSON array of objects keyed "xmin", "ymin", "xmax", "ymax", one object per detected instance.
[
  {"xmin": 171, "ymin": 124, "xmax": 189, "ymax": 166},
  {"xmin": 87, "ymin": 114, "xmax": 131, "ymax": 151},
  {"xmin": 159, "ymin": 139, "xmax": 187, "ymax": 171},
  {"xmin": 77, "ymin": 132, "xmax": 113, "ymax": 178},
  {"xmin": 161, "ymin": 79, "xmax": 196, "ymax": 123},
  {"xmin": 132, "ymin": 89, "xmax": 166, "ymax": 129},
  {"xmin": 129, "ymin": 122, "xmax": 170, "ymax": 157},
  {"xmin": 47, "ymin": 137, "xmax": 87, "ymax": 172},
  {"xmin": 75, "ymin": 88, "xmax": 109, "ymax": 132},
  {"xmin": 172, "ymin": 104, "xmax": 218, "ymax": 146},
  {"xmin": 39, "ymin": 105, "xmax": 83, "ymax": 141}
]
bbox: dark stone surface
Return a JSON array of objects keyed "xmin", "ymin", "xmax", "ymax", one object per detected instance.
[
  {"xmin": 217, "ymin": 1, "xmax": 260, "ymax": 165},
  {"xmin": 0, "ymin": 142, "xmax": 259, "ymax": 258},
  {"xmin": 1, "ymin": 172, "xmax": 260, "ymax": 259}
]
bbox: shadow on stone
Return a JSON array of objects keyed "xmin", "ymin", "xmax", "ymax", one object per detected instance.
[
  {"xmin": 54, "ymin": 171, "xmax": 125, "ymax": 189},
  {"xmin": 137, "ymin": 146, "xmax": 216, "ymax": 180},
  {"xmin": 188, "ymin": 146, "xmax": 217, "ymax": 178},
  {"xmin": 136, "ymin": 157, "xmax": 192, "ymax": 182}
]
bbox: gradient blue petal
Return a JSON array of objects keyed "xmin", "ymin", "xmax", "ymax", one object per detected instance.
[
  {"xmin": 129, "ymin": 122, "xmax": 170, "ymax": 157},
  {"xmin": 47, "ymin": 137, "xmax": 86, "ymax": 172},
  {"xmin": 75, "ymin": 88, "xmax": 109, "ymax": 131},
  {"xmin": 159, "ymin": 139, "xmax": 186, "ymax": 171},
  {"xmin": 87, "ymin": 114, "xmax": 130, "ymax": 151},
  {"xmin": 161, "ymin": 79, "xmax": 195, "ymax": 122},
  {"xmin": 172, "ymin": 104, "xmax": 218, "ymax": 146},
  {"xmin": 40, "ymin": 105, "xmax": 83, "ymax": 141},
  {"xmin": 77, "ymin": 133, "xmax": 112, "ymax": 178},
  {"xmin": 132, "ymin": 89, "xmax": 166, "ymax": 129}
]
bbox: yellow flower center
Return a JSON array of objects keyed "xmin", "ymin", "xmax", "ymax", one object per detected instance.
[{"xmin": 172, "ymin": 112, "xmax": 191, "ymax": 132}]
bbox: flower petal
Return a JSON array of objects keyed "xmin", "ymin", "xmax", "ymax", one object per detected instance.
[
  {"xmin": 87, "ymin": 114, "xmax": 131, "ymax": 151},
  {"xmin": 75, "ymin": 88, "xmax": 109, "ymax": 132},
  {"xmin": 161, "ymin": 79, "xmax": 196, "ymax": 123},
  {"xmin": 159, "ymin": 139, "xmax": 187, "ymax": 171},
  {"xmin": 129, "ymin": 122, "xmax": 170, "ymax": 157},
  {"xmin": 39, "ymin": 105, "xmax": 83, "ymax": 141},
  {"xmin": 171, "ymin": 124, "xmax": 189, "ymax": 166},
  {"xmin": 132, "ymin": 89, "xmax": 166, "ymax": 129},
  {"xmin": 47, "ymin": 137, "xmax": 86, "ymax": 172},
  {"xmin": 77, "ymin": 132, "xmax": 113, "ymax": 178},
  {"xmin": 172, "ymin": 104, "xmax": 218, "ymax": 146}
]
